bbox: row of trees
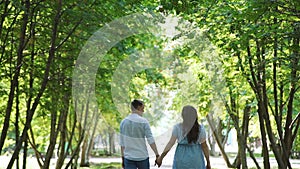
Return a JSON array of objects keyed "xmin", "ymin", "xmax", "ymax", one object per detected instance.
[
  {"xmin": 0, "ymin": 0, "xmax": 133, "ymax": 168},
  {"xmin": 202, "ymin": 1, "xmax": 300, "ymax": 168},
  {"xmin": 0, "ymin": 0, "xmax": 299, "ymax": 169}
]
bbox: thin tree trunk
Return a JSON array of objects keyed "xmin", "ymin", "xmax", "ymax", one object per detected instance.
[
  {"xmin": 55, "ymin": 93, "xmax": 70, "ymax": 169},
  {"xmin": 282, "ymin": 33, "xmax": 300, "ymax": 169},
  {"xmin": 0, "ymin": 0, "xmax": 11, "ymax": 38},
  {"xmin": 80, "ymin": 104, "xmax": 97, "ymax": 166},
  {"xmin": 207, "ymin": 128, "xmax": 217, "ymax": 156},
  {"xmin": 246, "ymin": 145, "xmax": 261, "ymax": 169},
  {"xmin": 260, "ymin": 42, "xmax": 287, "ymax": 169},
  {"xmin": 222, "ymin": 89, "xmax": 248, "ymax": 169},
  {"xmin": 239, "ymin": 104, "xmax": 251, "ymax": 169},
  {"xmin": 291, "ymin": 112, "xmax": 300, "ymax": 144},
  {"xmin": 43, "ymin": 100, "xmax": 59, "ymax": 169},
  {"xmin": 272, "ymin": 16, "xmax": 291, "ymax": 168},
  {"xmin": 7, "ymin": 0, "xmax": 61, "ymax": 167},
  {"xmin": 80, "ymin": 136, "xmax": 89, "ymax": 167},
  {"xmin": 64, "ymin": 100, "xmax": 86, "ymax": 169},
  {"xmin": 62, "ymin": 103, "xmax": 78, "ymax": 167},
  {"xmin": 87, "ymin": 113, "xmax": 99, "ymax": 163},
  {"xmin": 0, "ymin": 0, "xmax": 29, "ymax": 154},
  {"xmin": 207, "ymin": 114, "xmax": 234, "ymax": 168},
  {"xmin": 109, "ymin": 129, "xmax": 115, "ymax": 155},
  {"xmin": 65, "ymin": 125, "xmax": 85, "ymax": 169},
  {"xmin": 22, "ymin": 137, "xmax": 28, "ymax": 169},
  {"xmin": 257, "ymin": 104, "xmax": 271, "ymax": 168},
  {"xmin": 15, "ymin": 74, "xmax": 20, "ymax": 169},
  {"xmin": 26, "ymin": 6, "xmax": 43, "ymax": 167},
  {"xmin": 247, "ymin": 44, "xmax": 271, "ymax": 169},
  {"xmin": 28, "ymin": 126, "xmax": 44, "ymax": 168}
]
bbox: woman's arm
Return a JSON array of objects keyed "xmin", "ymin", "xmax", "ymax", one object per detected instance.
[
  {"xmin": 156, "ymin": 135, "xmax": 177, "ymax": 167},
  {"xmin": 201, "ymin": 141, "xmax": 211, "ymax": 169}
]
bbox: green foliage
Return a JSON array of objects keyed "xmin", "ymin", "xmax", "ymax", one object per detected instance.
[
  {"xmin": 1, "ymin": 0, "xmax": 300, "ymax": 167},
  {"xmin": 293, "ymin": 129, "xmax": 300, "ymax": 151}
]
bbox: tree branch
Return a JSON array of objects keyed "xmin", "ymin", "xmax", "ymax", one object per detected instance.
[{"xmin": 55, "ymin": 18, "xmax": 83, "ymax": 50}]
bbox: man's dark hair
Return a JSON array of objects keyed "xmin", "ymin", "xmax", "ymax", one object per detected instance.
[{"xmin": 131, "ymin": 99, "xmax": 144, "ymax": 109}]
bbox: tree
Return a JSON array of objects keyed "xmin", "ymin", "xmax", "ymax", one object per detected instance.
[{"xmin": 202, "ymin": 1, "xmax": 300, "ymax": 168}]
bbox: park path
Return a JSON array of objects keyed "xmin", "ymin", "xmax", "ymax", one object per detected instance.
[
  {"xmin": 1, "ymin": 151, "xmax": 300, "ymax": 169},
  {"xmin": 89, "ymin": 156, "xmax": 300, "ymax": 169},
  {"xmin": 89, "ymin": 148, "xmax": 300, "ymax": 169}
]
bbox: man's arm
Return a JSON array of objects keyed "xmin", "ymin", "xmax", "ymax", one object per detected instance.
[
  {"xmin": 144, "ymin": 121, "xmax": 160, "ymax": 165},
  {"xmin": 144, "ymin": 121, "xmax": 159, "ymax": 156},
  {"xmin": 149, "ymin": 143, "xmax": 159, "ymax": 157},
  {"xmin": 121, "ymin": 146, "xmax": 125, "ymax": 157},
  {"xmin": 120, "ymin": 120, "xmax": 125, "ymax": 168},
  {"xmin": 121, "ymin": 146, "xmax": 125, "ymax": 168}
]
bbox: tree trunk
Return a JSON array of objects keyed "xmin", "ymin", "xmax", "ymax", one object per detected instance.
[
  {"xmin": 28, "ymin": 126, "xmax": 44, "ymax": 168},
  {"xmin": 261, "ymin": 42, "xmax": 286, "ymax": 169},
  {"xmin": 207, "ymin": 127, "xmax": 217, "ymax": 156},
  {"xmin": 87, "ymin": 113, "xmax": 99, "ymax": 162},
  {"xmin": 22, "ymin": 138, "xmax": 28, "ymax": 169},
  {"xmin": 64, "ymin": 100, "xmax": 86, "ymax": 169},
  {"xmin": 80, "ymin": 136, "xmax": 89, "ymax": 167},
  {"xmin": 0, "ymin": 0, "xmax": 29, "ymax": 154},
  {"xmin": 55, "ymin": 97, "xmax": 70, "ymax": 169},
  {"xmin": 223, "ymin": 89, "xmax": 251, "ymax": 169},
  {"xmin": 207, "ymin": 114, "xmax": 234, "ymax": 168},
  {"xmin": 246, "ymin": 145, "xmax": 261, "ymax": 169},
  {"xmin": 43, "ymin": 104, "xmax": 59, "ymax": 169},
  {"xmin": 7, "ymin": 0, "xmax": 61, "ymax": 167},
  {"xmin": 239, "ymin": 104, "xmax": 251, "ymax": 169},
  {"xmin": 109, "ymin": 130, "xmax": 115, "ymax": 155},
  {"xmin": 0, "ymin": 0, "xmax": 10, "ymax": 38},
  {"xmin": 282, "ymin": 31, "xmax": 300, "ymax": 168},
  {"xmin": 61, "ymin": 104, "xmax": 78, "ymax": 169},
  {"xmin": 65, "ymin": 132, "xmax": 83, "ymax": 169},
  {"xmin": 15, "ymin": 74, "xmax": 20, "ymax": 169},
  {"xmin": 247, "ymin": 44, "xmax": 271, "ymax": 169}
]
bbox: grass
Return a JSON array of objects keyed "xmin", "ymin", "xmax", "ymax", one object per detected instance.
[
  {"xmin": 80, "ymin": 162, "xmax": 121, "ymax": 169},
  {"xmin": 225, "ymin": 152, "xmax": 275, "ymax": 158}
]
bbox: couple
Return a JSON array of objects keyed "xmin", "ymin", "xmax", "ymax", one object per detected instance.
[{"xmin": 120, "ymin": 99, "xmax": 211, "ymax": 169}]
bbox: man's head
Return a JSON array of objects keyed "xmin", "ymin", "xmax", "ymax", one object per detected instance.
[{"xmin": 131, "ymin": 99, "xmax": 144, "ymax": 116}]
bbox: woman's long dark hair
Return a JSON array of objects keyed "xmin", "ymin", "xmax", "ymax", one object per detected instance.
[
  {"xmin": 187, "ymin": 119, "xmax": 200, "ymax": 143},
  {"xmin": 182, "ymin": 105, "xmax": 200, "ymax": 144}
]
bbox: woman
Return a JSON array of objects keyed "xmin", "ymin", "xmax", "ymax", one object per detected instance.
[{"xmin": 155, "ymin": 105, "xmax": 211, "ymax": 169}]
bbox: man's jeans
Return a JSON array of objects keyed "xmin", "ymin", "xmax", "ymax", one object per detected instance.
[{"xmin": 124, "ymin": 157, "xmax": 150, "ymax": 169}]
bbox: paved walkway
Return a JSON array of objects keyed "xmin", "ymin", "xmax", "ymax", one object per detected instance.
[
  {"xmin": 89, "ymin": 156, "xmax": 300, "ymax": 169},
  {"xmin": 1, "ymin": 153, "xmax": 300, "ymax": 169},
  {"xmin": 89, "ymin": 148, "xmax": 300, "ymax": 169}
]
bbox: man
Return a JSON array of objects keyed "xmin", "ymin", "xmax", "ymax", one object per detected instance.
[{"xmin": 120, "ymin": 99, "xmax": 160, "ymax": 169}]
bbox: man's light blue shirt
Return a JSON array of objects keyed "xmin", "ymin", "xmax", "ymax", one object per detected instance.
[{"xmin": 120, "ymin": 113, "xmax": 155, "ymax": 161}]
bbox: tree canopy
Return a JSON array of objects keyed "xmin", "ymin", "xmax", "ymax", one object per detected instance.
[{"xmin": 0, "ymin": 0, "xmax": 299, "ymax": 169}]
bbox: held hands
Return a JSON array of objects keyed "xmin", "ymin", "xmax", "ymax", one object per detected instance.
[
  {"xmin": 155, "ymin": 155, "xmax": 162, "ymax": 168},
  {"xmin": 206, "ymin": 162, "xmax": 211, "ymax": 169}
]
